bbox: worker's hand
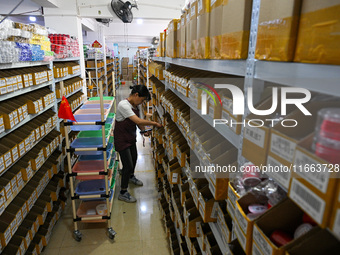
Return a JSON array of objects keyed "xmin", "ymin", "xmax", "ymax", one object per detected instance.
[{"xmin": 155, "ymin": 122, "xmax": 162, "ymax": 128}]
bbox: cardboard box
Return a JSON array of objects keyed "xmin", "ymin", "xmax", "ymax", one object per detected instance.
[
  {"xmin": 235, "ymin": 192, "xmax": 269, "ymax": 254},
  {"xmin": 221, "ymin": 0, "xmax": 252, "ymax": 59},
  {"xmin": 179, "ymin": 14, "xmax": 186, "ymax": 58},
  {"xmin": 290, "ymin": 133, "xmax": 338, "ymax": 227},
  {"xmin": 228, "ymin": 239, "xmax": 247, "ymax": 255},
  {"xmin": 188, "ymin": 1, "xmax": 198, "ymax": 58},
  {"xmin": 329, "ymin": 180, "xmax": 340, "ymax": 240},
  {"xmin": 268, "ymin": 101, "xmax": 340, "ymax": 173},
  {"xmin": 256, "ymin": 0, "xmax": 302, "ymax": 61},
  {"xmin": 184, "ymin": 197, "xmax": 202, "ymax": 238},
  {"xmin": 294, "ymin": 0, "xmax": 340, "ymax": 65},
  {"xmin": 210, "ymin": 0, "xmax": 223, "ymax": 59},
  {"xmin": 285, "ymin": 228, "xmax": 340, "ymax": 255},
  {"xmin": 197, "ymin": 0, "xmax": 211, "ymax": 59},
  {"xmin": 166, "ymin": 19, "xmax": 180, "ymax": 58},
  {"xmin": 185, "ymin": 11, "xmax": 191, "ymax": 59},
  {"xmin": 253, "ymin": 199, "xmax": 318, "ymax": 255},
  {"xmin": 198, "ymin": 186, "xmax": 218, "ymax": 222}
]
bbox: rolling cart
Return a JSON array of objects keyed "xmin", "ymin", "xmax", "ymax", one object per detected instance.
[{"xmin": 60, "ymin": 73, "xmax": 118, "ymax": 242}]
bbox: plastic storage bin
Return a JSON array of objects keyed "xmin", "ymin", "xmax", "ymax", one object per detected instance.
[
  {"xmin": 77, "ymin": 201, "xmax": 108, "ymax": 222},
  {"xmin": 80, "ymin": 103, "xmax": 111, "ymax": 110},
  {"xmin": 77, "ymin": 129, "xmax": 111, "ymax": 138},
  {"xmin": 78, "ymin": 144, "xmax": 114, "ymax": 161},
  {"xmin": 75, "ymin": 179, "xmax": 110, "ymax": 201},
  {"xmin": 71, "ymin": 137, "xmax": 109, "ymax": 155},
  {"xmin": 89, "ymin": 96, "xmax": 114, "ymax": 101},
  {"xmin": 73, "ymin": 160, "xmax": 107, "ymax": 180}
]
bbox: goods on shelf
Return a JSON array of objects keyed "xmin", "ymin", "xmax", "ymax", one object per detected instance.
[
  {"xmin": 166, "ymin": 19, "xmax": 180, "ymax": 58},
  {"xmin": 57, "ymin": 91, "xmax": 85, "ymax": 113},
  {"xmin": 49, "ymin": 34, "xmax": 80, "ymax": 59},
  {"xmin": 0, "ymin": 17, "xmax": 52, "ymax": 63},
  {"xmin": 55, "ymin": 77, "xmax": 84, "ymax": 99},
  {"xmin": 196, "ymin": 0, "xmax": 210, "ymax": 59},
  {"xmin": 0, "ymin": 109, "xmax": 58, "ymax": 174},
  {"xmin": 180, "ymin": 14, "xmax": 186, "ymax": 58},
  {"xmin": 221, "ymin": 0, "xmax": 252, "ymax": 60},
  {"xmin": 313, "ymin": 108, "xmax": 340, "ymax": 164},
  {"xmin": 294, "ymin": 0, "xmax": 340, "ymax": 65},
  {"xmin": 187, "ymin": 1, "xmax": 198, "ymax": 58},
  {"xmin": 53, "ymin": 62, "xmax": 80, "ymax": 79},
  {"xmin": 255, "ymin": 0, "xmax": 302, "ymax": 62},
  {"xmin": 210, "ymin": 0, "xmax": 223, "ymax": 59}
]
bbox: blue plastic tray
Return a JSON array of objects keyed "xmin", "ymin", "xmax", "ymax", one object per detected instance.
[
  {"xmin": 69, "ymin": 113, "xmax": 114, "ymax": 132},
  {"xmin": 78, "ymin": 144, "xmax": 114, "ymax": 161},
  {"xmin": 75, "ymin": 179, "xmax": 110, "ymax": 201},
  {"xmin": 80, "ymin": 104, "xmax": 111, "ymax": 110},
  {"xmin": 71, "ymin": 137, "xmax": 111, "ymax": 155}
]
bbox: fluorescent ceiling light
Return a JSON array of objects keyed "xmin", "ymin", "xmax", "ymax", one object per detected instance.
[
  {"xmin": 29, "ymin": 16, "xmax": 36, "ymax": 22},
  {"xmin": 137, "ymin": 19, "xmax": 143, "ymax": 25}
]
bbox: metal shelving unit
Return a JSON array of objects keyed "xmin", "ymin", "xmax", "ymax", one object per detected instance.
[
  {"xmin": 0, "ymin": 61, "xmax": 51, "ymax": 69},
  {"xmin": 0, "ymin": 80, "xmax": 53, "ymax": 101},
  {"xmin": 153, "ymin": 57, "xmax": 247, "ymax": 77},
  {"xmin": 55, "ymin": 72, "xmax": 81, "ymax": 83},
  {"xmin": 164, "ymin": 81, "xmax": 241, "ymax": 148},
  {"xmin": 0, "ymin": 103, "xmax": 55, "ymax": 140},
  {"xmin": 57, "ymin": 87, "xmax": 83, "ymax": 103},
  {"xmin": 54, "ymin": 57, "xmax": 81, "ymax": 62}
]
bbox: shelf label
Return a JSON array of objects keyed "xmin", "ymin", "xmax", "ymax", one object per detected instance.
[
  {"xmin": 270, "ymin": 133, "xmax": 296, "ymax": 162},
  {"xmin": 244, "ymin": 125, "xmax": 266, "ymax": 148},
  {"xmin": 294, "ymin": 149, "xmax": 330, "ymax": 194},
  {"xmin": 266, "ymin": 156, "xmax": 291, "ymax": 190},
  {"xmin": 235, "ymin": 206, "xmax": 248, "ymax": 234},
  {"xmin": 290, "ymin": 178, "xmax": 325, "ymax": 225},
  {"xmin": 253, "ymin": 225, "xmax": 272, "ymax": 255},
  {"xmin": 198, "ymin": 0, "xmax": 203, "ymax": 13},
  {"xmin": 234, "ymin": 221, "xmax": 246, "ymax": 251}
]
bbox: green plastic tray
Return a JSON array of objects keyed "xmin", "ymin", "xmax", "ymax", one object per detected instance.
[
  {"xmin": 89, "ymin": 96, "xmax": 114, "ymax": 101},
  {"xmin": 77, "ymin": 129, "xmax": 111, "ymax": 138},
  {"xmin": 108, "ymin": 113, "xmax": 115, "ymax": 118}
]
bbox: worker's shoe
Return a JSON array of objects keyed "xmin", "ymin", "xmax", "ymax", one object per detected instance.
[
  {"xmin": 118, "ymin": 191, "xmax": 137, "ymax": 203},
  {"xmin": 129, "ymin": 176, "xmax": 143, "ymax": 186}
]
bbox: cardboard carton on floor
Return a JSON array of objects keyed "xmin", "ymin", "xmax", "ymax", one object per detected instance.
[
  {"xmin": 255, "ymin": 0, "xmax": 302, "ymax": 61},
  {"xmin": 294, "ymin": 0, "xmax": 340, "ymax": 65}
]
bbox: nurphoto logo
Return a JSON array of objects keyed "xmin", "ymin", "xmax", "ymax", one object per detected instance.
[{"xmin": 198, "ymin": 84, "xmax": 312, "ymax": 128}]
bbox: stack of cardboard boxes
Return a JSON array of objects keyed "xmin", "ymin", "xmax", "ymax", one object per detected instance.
[{"xmin": 121, "ymin": 58, "xmax": 129, "ymax": 81}]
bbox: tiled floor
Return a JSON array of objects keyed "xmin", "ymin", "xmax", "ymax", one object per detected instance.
[{"xmin": 43, "ymin": 84, "xmax": 171, "ymax": 255}]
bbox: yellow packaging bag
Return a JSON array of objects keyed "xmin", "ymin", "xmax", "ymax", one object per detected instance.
[
  {"xmin": 294, "ymin": 0, "xmax": 340, "ymax": 65},
  {"xmin": 255, "ymin": 0, "xmax": 302, "ymax": 62},
  {"xmin": 210, "ymin": 0, "xmax": 223, "ymax": 59},
  {"xmin": 197, "ymin": 0, "xmax": 211, "ymax": 59},
  {"xmin": 221, "ymin": 0, "xmax": 252, "ymax": 60}
]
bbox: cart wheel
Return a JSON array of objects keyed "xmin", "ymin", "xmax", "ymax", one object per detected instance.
[
  {"xmin": 107, "ymin": 228, "xmax": 117, "ymax": 240},
  {"xmin": 73, "ymin": 230, "xmax": 82, "ymax": 242}
]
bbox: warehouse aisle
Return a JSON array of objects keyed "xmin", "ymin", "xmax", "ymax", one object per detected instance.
[{"xmin": 43, "ymin": 83, "xmax": 171, "ymax": 255}]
